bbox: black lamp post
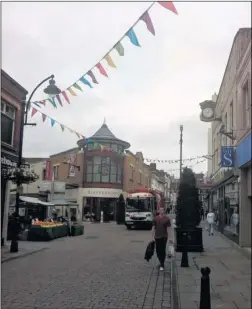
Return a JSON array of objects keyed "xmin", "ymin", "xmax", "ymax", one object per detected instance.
[{"xmin": 11, "ymin": 75, "xmax": 60, "ymax": 253}]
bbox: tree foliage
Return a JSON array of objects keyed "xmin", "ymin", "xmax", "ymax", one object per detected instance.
[
  {"xmin": 176, "ymin": 167, "xmax": 201, "ymax": 228},
  {"xmin": 116, "ymin": 194, "xmax": 125, "ymax": 224}
]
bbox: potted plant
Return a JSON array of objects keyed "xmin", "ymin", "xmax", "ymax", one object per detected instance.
[
  {"xmin": 116, "ymin": 194, "xmax": 125, "ymax": 225},
  {"xmin": 175, "ymin": 167, "xmax": 203, "ymax": 252}
]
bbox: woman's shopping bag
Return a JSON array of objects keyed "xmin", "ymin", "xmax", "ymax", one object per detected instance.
[{"xmin": 167, "ymin": 242, "xmax": 175, "ymax": 258}]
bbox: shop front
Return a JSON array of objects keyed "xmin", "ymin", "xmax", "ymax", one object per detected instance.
[
  {"xmin": 82, "ymin": 188, "xmax": 124, "ymax": 221},
  {"xmin": 1, "ymin": 152, "xmax": 19, "ymax": 245},
  {"xmin": 236, "ymin": 132, "xmax": 252, "ymax": 247}
]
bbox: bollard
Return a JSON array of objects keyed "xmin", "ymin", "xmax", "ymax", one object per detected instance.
[
  {"xmin": 180, "ymin": 232, "xmax": 189, "ymax": 267},
  {"xmin": 200, "ymin": 267, "xmax": 211, "ymax": 309}
]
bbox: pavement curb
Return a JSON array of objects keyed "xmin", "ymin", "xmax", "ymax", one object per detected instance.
[
  {"xmin": 1, "ymin": 248, "xmax": 48, "ymax": 264},
  {"xmin": 171, "ymin": 257, "xmax": 181, "ymax": 309},
  {"xmin": 216, "ymin": 230, "xmax": 251, "ymax": 260}
]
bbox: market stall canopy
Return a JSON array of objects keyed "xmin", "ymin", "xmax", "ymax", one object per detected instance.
[
  {"xmin": 20, "ymin": 196, "xmax": 54, "ymax": 206},
  {"xmin": 51, "ymin": 200, "xmax": 78, "ymax": 206}
]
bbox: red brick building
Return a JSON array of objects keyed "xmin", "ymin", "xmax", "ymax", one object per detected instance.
[{"xmin": 1, "ymin": 70, "xmax": 28, "ymax": 245}]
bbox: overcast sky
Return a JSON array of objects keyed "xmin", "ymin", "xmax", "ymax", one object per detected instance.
[{"xmin": 2, "ymin": 1, "xmax": 251, "ymax": 177}]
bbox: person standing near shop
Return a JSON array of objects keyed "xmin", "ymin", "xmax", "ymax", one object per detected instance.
[
  {"xmin": 207, "ymin": 209, "xmax": 215, "ymax": 236},
  {"xmin": 152, "ymin": 207, "xmax": 172, "ymax": 271}
]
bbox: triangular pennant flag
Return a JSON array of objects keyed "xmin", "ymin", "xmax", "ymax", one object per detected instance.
[
  {"xmin": 87, "ymin": 71, "xmax": 98, "ymax": 84},
  {"xmin": 72, "ymin": 83, "xmax": 83, "ymax": 92},
  {"xmin": 62, "ymin": 91, "xmax": 70, "ymax": 104},
  {"xmin": 114, "ymin": 42, "xmax": 124, "ymax": 56},
  {"xmin": 39, "ymin": 100, "xmax": 46, "ymax": 105},
  {"xmin": 31, "ymin": 107, "xmax": 38, "ymax": 117},
  {"xmin": 158, "ymin": 2, "xmax": 178, "ymax": 14},
  {"xmin": 56, "ymin": 94, "xmax": 63, "ymax": 107},
  {"xmin": 80, "ymin": 76, "xmax": 93, "ymax": 88},
  {"xmin": 96, "ymin": 63, "xmax": 108, "ymax": 77},
  {"xmin": 47, "ymin": 98, "xmax": 57, "ymax": 108},
  {"xmin": 104, "ymin": 54, "xmax": 116, "ymax": 68},
  {"xmin": 140, "ymin": 11, "xmax": 155, "ymax": 35},
  {"xmin": 75, "ymin": 132, "xmax": 81, "ymax": 138},
  {"xmin": 68, "ymin": 87, "xmax": 77, "ymax": 96},
  {"xmin": 126, "ymin": 28, "xmax": 140, "ymax": 47},
  {"xmin": 33, "ymin": 102, "xmax": 41, "ymax": 108},
  {"xmin": 60, "ymin": 124, "xmax": 65, "ymax": 132},
  {"xmin": 42, "ymin": 113, "xmax": 47, "ymax": 122},
  {"xmin": 100, "ymin": 144, "xmax": 104, "ymax": 151},
  {"xmin": 50, "ymin": 119, "xmax": 56, "ymax": 127}
]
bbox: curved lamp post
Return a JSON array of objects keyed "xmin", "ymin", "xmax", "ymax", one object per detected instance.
[{"xmin": 11, "ymin": 75, "xmax": 60, "ymax": 252}]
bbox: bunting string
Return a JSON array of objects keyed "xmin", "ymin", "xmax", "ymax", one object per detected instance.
[
  {"xmin": 30, "ymin": 2, "xmax": 178, "ymax": 109},
  {"xmin": 30, "ymin": 106, "xmax": 208, "ymax": 165},
  {"xmin": 145, "ymin": 155, "xmax": 210, "ymax": 164},
  {"xmin": 165, "ymin": 159, "xmax": 207, "ymax": 172}
]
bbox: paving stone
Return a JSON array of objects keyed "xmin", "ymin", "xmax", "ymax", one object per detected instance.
[{"xmin": 1, "ymin": 222, "xmax": 172, "ymax": 309}]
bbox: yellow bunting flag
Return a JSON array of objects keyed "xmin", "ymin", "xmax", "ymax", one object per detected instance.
[
  {"xmin": 100, "ymin": 144, "xmax": 104, "ymax": 151},
  {"xmin": 68, "ymin": 87, "xmax": 77, "ymax": 96},
  {"xmin": 104, "ymin": 54, "xmax": 116, "ymax": 68},
  {"xmin": 73, "ymin": 83, "xmax": 83, "ymax": 92}
]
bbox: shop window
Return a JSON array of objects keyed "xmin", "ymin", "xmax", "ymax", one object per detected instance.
[
  {"xmin": 101, "ymin": 157, "xmax": 110, "ymax": 182},
  {"xmin": 42, "ymin": 169, "xmax": 46, "ymax": 180},
  {"xmin": 1, "ymin": 100, "xmax": 15, "ymax": 146},
  {"xmin": 53, "ymin": 165, "xmax": 59, "ymax": 179},
  {"xmin": 117, "ymin": 165, "xmax": 122, "ymax": 183},
  {"xmin": 111, "ymin": 144, "xmax": 118, "ymax": 151},
  {"xmin": 86, "ymin": 174, "xmax": 93, "ymax": 182}
]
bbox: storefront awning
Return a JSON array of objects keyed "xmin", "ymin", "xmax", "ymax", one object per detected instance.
[
  {"xmin": 20, "ymin": 196, "xmax": 54, "ymax": 206},
  {"xmin": 51, "ymin": 199, "xmax": 78, "ymax": 206}
]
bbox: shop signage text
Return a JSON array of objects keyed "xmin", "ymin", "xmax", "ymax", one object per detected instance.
[
  {"xmin": 221, "ymin": 146, "xmax": 235, "ymax": 167},
  {"xmin": 84, "ymin": 188, "xmax": 122, "ymax": 198},
  {"xmin": 1, "ymin": 156, "xmax": 17, "ymax": 167}
]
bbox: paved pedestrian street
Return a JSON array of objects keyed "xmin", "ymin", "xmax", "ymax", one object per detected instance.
[{"xmin": 1, "ymin": 223, "xmax": 172, "ymax": 309}]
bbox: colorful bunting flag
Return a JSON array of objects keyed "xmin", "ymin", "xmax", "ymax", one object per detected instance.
[
  {"xmin": 33, "ymin": 102, "xmax": 41, "ymax": 108},
  {"xmin": 42, "ymin": 113, "xmax": 47, "ymax": 122},
  {"xmin": 73, "ymin": 83, "xmax": 83, "ymax": 92},
  {"xmin": 114, "ymin": 42, "xmax": 124, "ymax": 56},
  {"xmin": 50, "ymin": 119, "xmax": 56, "ymax": 127},
  {"xmin": 28, "ymin": 1, "xmax": 178, "ymax": 108},
  {"xmin": 80, "ymin": 76, "xmax": 93, "ymax": 88},
  {"xmin": 48, "ymin": 98, "xmax": 57, "ymax": 108},
  {"xmin": 31, "ymin": 108, "xmax": 38, "ymax": 117},
  {"xmin": 68, "ymin": 87, "xmax": 77, "ymax": 96},
  {"xmin": 96, "ymin": 63, "xmax": 108, "ymax": 77},
  {"xmin": 62, "ymin": 91, "xmax": 70, "ymax": 104},
  {"xmin": 87, "ymin": 71, "xmax": 99, "ymax": 84},
  {"xmin": 56, "ymin": 94, "xmax": 63, "ymax": 107},
  {"xmin": 104, "ymin": 54, "xmax": 116, "ymax": 68},
  {"xmin": 126, "ymin": 28, "xmax": 140, "ymax": 47},
  {"xmin": 158, "ymin": 2, "xmax": 178, "ymax": 14},
  {"xmin": 60, "ymin": 124, "xmax": 65, "ymax": 132},
  {"xmin": 140, "ymin": 11, "xmax": 155, "ymax": 35}
]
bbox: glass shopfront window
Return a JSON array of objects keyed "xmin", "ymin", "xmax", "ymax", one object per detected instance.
[{"xmin": 85, "ymin": 156, "xmax": 122, "ymax": 184}]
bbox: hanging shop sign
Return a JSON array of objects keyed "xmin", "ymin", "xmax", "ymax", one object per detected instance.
[{"xmin": 220, "ymin": 146, "xmax": 235, "ymax": 168}]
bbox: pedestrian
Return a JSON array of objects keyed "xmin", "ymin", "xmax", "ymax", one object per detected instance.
[
  {"xmin": 152, "ymin": 207, "xmax": 172, "ymax": 271},
  {"xmin": 200, "ymin": 208, "xmax": 204, "ymax": 220},
  {"xmin": 206, "ymin": 209, "xmax": 215, "ymax": 236}
]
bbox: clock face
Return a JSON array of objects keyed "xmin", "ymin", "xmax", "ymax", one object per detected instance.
[{"xmin": 202, "ymin": 107, "xmax": 214, "ymax": 118}]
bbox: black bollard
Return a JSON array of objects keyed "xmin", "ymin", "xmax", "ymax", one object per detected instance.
[
  {"xmin": 180, "ymin": 232, "xmax": 189, "ymax": 267},
  {"xmin": 200, "ymin": 267, "xmax": 211, "ymax": 309}
]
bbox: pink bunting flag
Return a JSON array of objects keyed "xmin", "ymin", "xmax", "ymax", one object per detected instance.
[
  {"xmin": 42, "ymin": 113, "xmax": 47, "ymax": 122},
  {"xmin": 31, "ymin": 108, "xmax": 38, "ymax": 117},
  {"xmin": 140, "ymin": 11, "xmax": 155, "ymax": 35},
  {"xmin": 61, "ymin": 91, "xmax": 70, "ymax": 104},
  {"xmin": 158, "ymin": 2, "xmax": 178, "ymax": 14},
  {"xmin": 39, "ymin": 100, "xmax": 46, "ymax": 105},
  {"xmin": 96, "ymin": 63, "xmax": 108, "ymax": 77},
  {"xmin": 56, "ymin": 94, "xmax": 63, "ymax": 107}
]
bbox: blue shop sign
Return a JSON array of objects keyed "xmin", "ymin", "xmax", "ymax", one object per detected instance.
[
  {"xmin": 220, "ymin": 146, "xmax": 235, "ymax": 167},
  {"xmin": 237, "ymin": 132, "xmax": 252, "ymax": 168}
]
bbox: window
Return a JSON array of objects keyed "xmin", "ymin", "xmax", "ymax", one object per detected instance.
[
  {"xmin": 42, "ymin": 169, "xmax": 46, "ymax": 180},
  {"xmin": 53, "ymin": 165, "xmax": 59, "ymax": 179},
  {"xmin": 139, "ymin": 172, "xmax": 142, "ymax": 184},
  {"xmin": 110, "ymin": 157, "xmax": 117, "ymax": 183},
  {"xmin": 117, "ymin": 165, "xmax": 122, "ymax": 183},
  {"xmin": 101, "ymin": 157, "xmax": 110, "ymax": 182},
  {"xmin": 224, "ymin": 113, "xmax": 227, "ymax": 146},
  {"xmin": 111, "ymin": 144, "xmax": 118, "ymax": 151},
  {"xmin": 242, "ymin": 80, "xmax": 250, "ymax": 128},
  {"xmin": 130, "ymin": 166, "xmax": 134, "ymax": 180},
  {"xmin": 1, "ymin": 100, "xmax": 15, "ymax": 146},
  {"xmin": 230, "ymin": 102, "xmax": 234, "ymax": 145}
]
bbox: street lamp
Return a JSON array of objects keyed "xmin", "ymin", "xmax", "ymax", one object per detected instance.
[{"xmin": 11, "ymin": 75, "xmax": 60, "ymax": 252}]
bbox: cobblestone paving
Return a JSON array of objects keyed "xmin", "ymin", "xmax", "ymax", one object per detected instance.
[{"xmin": 1, "ymin": 223, "xmax": 172, "ymax": 309}]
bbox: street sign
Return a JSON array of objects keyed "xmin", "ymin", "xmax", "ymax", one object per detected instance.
[{"xmin": 220, "ymin": 146, "xmax": 235, "ymax": 167}]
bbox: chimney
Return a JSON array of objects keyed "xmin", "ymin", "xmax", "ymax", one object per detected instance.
[{"xmin": 150, "ymin": 163, "xmax": 156, "ymax": 171}]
